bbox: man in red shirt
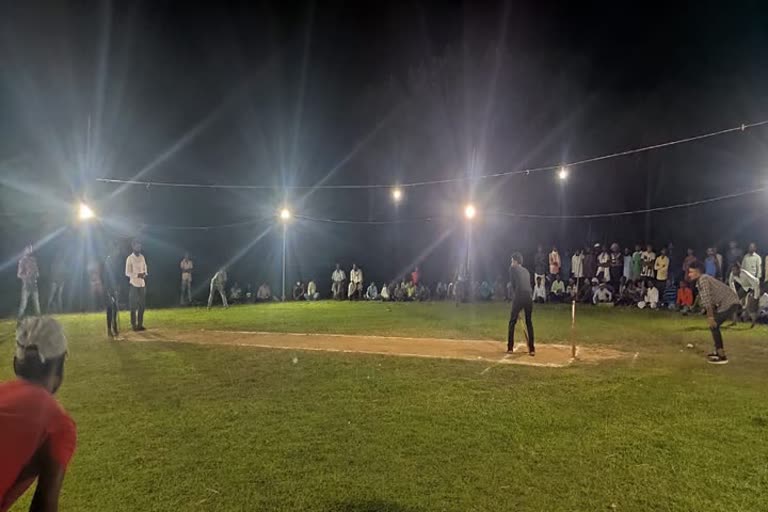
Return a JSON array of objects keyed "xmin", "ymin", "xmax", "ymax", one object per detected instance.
[
  {"xmin": 0, "ymin": 317, "xmax": 76, "ymax": 512},
  {"xmin": 411, "ymin": 267, "xmax": 420, "ymax": 286}
]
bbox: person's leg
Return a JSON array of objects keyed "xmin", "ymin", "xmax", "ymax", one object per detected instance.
[
  {"xmin": 710, "ymin": 305, "xmax": 738, "ymax": 358},
  {"xmin": 56, "ymin": 283, "xmax": 64, "ymax": 313},
  {"xmin": 524, "ymin": 302, "xmax": 535, "ymax": 354},
  {"xmin": 186, "ymin": 280, "xmax": 192, "ymax": 304},
  {"xmin": 180, "ymin": 279, "xmax": 186, "ymax": 305},
  {"xmin": 137, "ymin": 287, "xmax": 146, "ymax": 328},
  {"xmin": 129, "ymin": 286, "xmax": 138, "ymax": 329},
  {"xmin": 18, "ymin": 282, "xmax": 29, "ymax": 318},
  {"xmin": 507, "ymin": 302, "xmax": 523, "ymax": 351},
  {"xmin": 47, "ymin": 282, "xmax": 57, "ymax": 312},
  {"xmin": 218, "ymin": 285, "xmax": 228, "ymax": 308},
  {"xmin": 208, "ymin": 283, "xmax": 216, "ymax": 308},
  {"xmin": 747, "ymin": 294, "xmax": 758, "ymax": 326}
]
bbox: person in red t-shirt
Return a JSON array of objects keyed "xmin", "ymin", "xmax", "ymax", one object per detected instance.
[
  {"xmin": 676, "ymin": 280, "xmax": 694, "ymax": 314},
  {"xmin": 0, "ymin": 317, "xmax": 76, "ymax": 512},
  {"xmin": 411, "ymin": 267, "xmax": 420, "ymax": 286}
]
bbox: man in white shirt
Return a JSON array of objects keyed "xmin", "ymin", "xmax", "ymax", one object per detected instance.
[
  {"xmin": 305, "ymin": 280, "xmax": 319, "ymax": 301},
  {"xmin": 640, "ymin": 244, "xmax": 656, "ymax": 279},
  {"xmin": 331, "ymin": 263, "xmax": 346, "ymax": 300},
  {"xmin": 180, "ymin": 252, "xmax": 194, "ymax": 305},
  {"xmin": 571, "ymin": 249, "xmax": 584, "ymax": 282},
  {"xmin": 125, "ymin": 240, "xmax": 148, "ymax": 331},
  {"xmin": 597, "ymin": 247, "xmax": 611, "ymax": 282},
  {"xmin": 350, "ymin": 264, "xmax": 364, "ymax": 300},
  {"xmin": 640, "ymin": 281, "xmax": 659, "ymax": 309},
  {"xmin": 741, "ymin": 243, "xmax": 762, "ymax": 281},
  {"xmin": 208, "ymin": 268, "xmax": 229, "ymax": 309},
  {"xmin": 366, "ymin": 282, "xmax": 379, "ymax": 300},
  {"xmin": 729, "ymin": 263, "xmax": 759, "ymax": 327},
  {"xmin": 549, "ymin": 276, "xmax": 565, "ymax": 302},
  {"xmin": 592, "ymin": 283, "xmax": 613, "ymax": 305}
]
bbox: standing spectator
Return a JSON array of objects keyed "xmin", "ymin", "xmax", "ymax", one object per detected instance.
[
  {"xmin": 654, "ymin": 247, "xmax": 670, "ymax": 288},
  {"xmin": 725, "ymin": 241, "xmax": 743, "ymax": 279},
  {"xmin": 532, "ymin": 276, "xmax": 547, "ymax": 303},
  {"xmin": 583, "ymin": 245, "xmax": 598, "ymax": 283},
  {"xmin": 47, "ymin": 258, "xmax": 67, "ymax": 314},
  {"xmin": 622, "ymin": 247, "xmax": 632, "ymax": 281},
  {"xmin": 350, "ymin": 264, "xmax": 364, "ymax": 300},
  {"xmin": 533, "ymin": 246, "xmax": 547, "ymax": 284},
  {"xmin": 0, "ymin": 317, "xmax": 76, "ymax": 512},
  {"xmin": 682, "ymin": 248, "xmax": 698, "ymax": 279},
  {"xmin": 688, "ymin": 261, "xmax": 740, "ymax": 364},
  {"xmin": 571, "ymin": 249, "xmax": 584, "ymax": 283},
  {"xmin": 550, "ymin": 275, "xmax": 565, "ymax": 302},
  {"xmin": 741, "ymin": 243, "xmax": 762, "ymax": 281},
  {"xmin": 631, "ymin": 244, "xmax": 643, "ymax": 281},
  {"xmin": 331, "ymin": 263, "xmax": 346, "ymax": 300},
  {"xmin": 435, "ymin": 282, "xmax": 446, "ymax": 300},
  {"xmin": 677, "ymin": 280, "xmax": 694, "ymax": 312},
  {"xmin": 561, "ymin": 250, "xmax": 571, "ymax": 281},
  {"xmin": 125, "ymin": 240, "xmax": 148, "ymax": 331},
  {"xmin": 179, "ymin": 252, "xmax": 194, "ymax": 305},
  {"xmin": 411, "ymin": 267, "xmax": 420, "ymax": 286},
  {"xmin": 597, "ymin": 246, "xmax": 610, "ymax": 282},
  {"xmin": 548, "ymin": 246, "xmax": 561, "ymax": 278},
  {"xmin": 640, "ymin": 244, "xmax": 656, "ymax": 279},
  {"xmin": 715, "ymin": 247, "xmax": 724, "ymax": 280},
  {"xmin": 728, "ymin": 263, "xmax": 759, "ymax": 327},
  {"xmin": 704, "ymin": 248, "xmax": 720, "ymax": 278},
  {"xmin": 306, "ymin": 280, "xmax": 319, "ymax": 301},
  {"xmin": 609, "ymin": 243, "xmax": 623, "ymax": 289},
  {"xmin": 17, "ymin": 246, "xmax": 41, "ymax": 319},
  {"xmin": 207, "ymin": 268, "xmax": 229, "ymax": 309},
  {"xmin": 592, "ymin": 282, "xmax": 613, "ymax": 304},
  {"xmin": 103, "ymin": 242, "xmax": 122, "ymax": 338}
]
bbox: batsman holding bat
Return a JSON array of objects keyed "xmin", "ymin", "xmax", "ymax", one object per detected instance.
[{"xmin": 507, "ymin": 252, "xmax": 535, "ymax": 356}]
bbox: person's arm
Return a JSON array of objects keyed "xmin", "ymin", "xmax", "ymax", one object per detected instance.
[
  {"xmin": 757, "ymin": 256, "xmax": 763, "ymax": 281},
  {"xmin": 607, "ymin": 290, "xmax": 613, "ymax": 302},
  {"xmin": 17, "ymin": 259, "xmax": 24, "ymax": 279},
  {"xmin": 125, "ymin": 257, "xmax": 133, "ymax": 279}
]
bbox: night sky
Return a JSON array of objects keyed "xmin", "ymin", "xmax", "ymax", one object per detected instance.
[{"xmin": 1, "ymin": 0, "xmax": 768, "ymax": 311}]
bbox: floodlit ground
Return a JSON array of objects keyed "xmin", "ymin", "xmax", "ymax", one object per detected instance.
[{"xmin": 2, "ymin": 302, "xmax": 768, "ymax": 511}]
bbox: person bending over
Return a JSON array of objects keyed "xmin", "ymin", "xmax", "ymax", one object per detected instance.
[
  {"xmin": 507, "ymin": 253, "xmax": 535, "ymax": 356},
  {"xmin": 0, "ymin": 317, "xmax": 76, "ymax": 512},
  {"xmin": 689, "ymin": 262, "xmax": 740, "ymax": 364}
]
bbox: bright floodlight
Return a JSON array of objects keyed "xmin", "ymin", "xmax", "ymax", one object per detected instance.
[
  {"xmin": 280, "ymin": 208, "xmax": 291, "ymax": 221},
  {"xmin": 464, "ymin": 204, "xmax": 476, "ymax": 220},
  {"xmin": 78, "ymin": 202, "xmax": 95, "ymax": 221},
  {"xmin": 558, "ymin": 166, "xmax": 569, "ymax": 180},
  {"xmin": 392, "ymin": 187, "xmax": 403, "ymax": 202}
]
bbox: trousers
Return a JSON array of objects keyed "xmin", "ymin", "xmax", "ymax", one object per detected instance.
[
  {"xmin": 18, "ymin": 281, "xmax": 41, "ymax": 319},
  {"xmin": 129, "ymin": 286, "xmax": 146, "ymax": 328},
  {"xmin": 208, "ymin": 282, "xmax": 228, "ymax": 308},
  {"xmin": 710, "ymin": 304, "xmax": 740, "ymax": 351},
  {"xmin": 508, "ymin": 300, "xmax": 535, "ymax": 352}
]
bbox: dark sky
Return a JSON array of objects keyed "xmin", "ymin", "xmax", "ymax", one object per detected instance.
[{"xmin": 1, "ymin": 0, "xmax": 768, "ymax": 309}]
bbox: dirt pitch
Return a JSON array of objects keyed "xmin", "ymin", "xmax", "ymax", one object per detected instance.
[{"xmin": 121, "ymin": 329, "xmax": 628, "ymax": 368}]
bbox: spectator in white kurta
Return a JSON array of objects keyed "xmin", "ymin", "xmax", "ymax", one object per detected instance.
[
  {"xmin": 532, "ymin": 276, "xmax": 547, "ymax": 303},
  {"xmin": 571, "ymin": 249, "xmax": 585, "ymax": 282},
  {"xmin": 305, "ymin": 280, "xmax": 319, "ymax": 301},
  {"xmin": 125, "ymin": 240, "xmax": 148, "ymax": 330},
  {"xmin": 597, "ymin": 246, "xmax": 611, "ymax": 282},
  {"xmin": 365, "ymin": 282, "xmax": 379, "ymax": 300},
  {"xmin": 640, "ymin": 280, "xmax": 659, "ymax": 309},
  {"xmin": 566, "ymin": 278, "xmax": 578, "ymax": 300},
  {"xmin": 548, "ymin": 247, "xmax": 561, "ymax": 278},
  {"xmin": 349, "ymin": 264, "xmax": 364, "ymax": 300},
  {"xmin": 207, "ymin": 268, "xmax": 228, "ymax": 309},
  {"xmin": 741, "ymin": 243, "xmax": 762, "ymax": 281},
  {"xmin": 593, "ymin": 282, "xmax": 613, "ymax": 304},
  {"xmin": 331, "ymin": 264, "xmax": 346, "ymax": 300}
]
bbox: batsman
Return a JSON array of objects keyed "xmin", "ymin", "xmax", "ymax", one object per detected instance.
[{"xmin": 507, "ymin": 252, "xmax": 535, "ymax": 356}]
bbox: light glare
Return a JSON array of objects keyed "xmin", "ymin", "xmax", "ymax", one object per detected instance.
[
  {"xmin": 392, "ymin": 187, "xmax": 403, "ymax": 202},
  {"xmin": 558, "ymin": 166, "xmax": 569, "ymax": 180},
  {"xmin": 464, "ymin": 204, "xmax": 476, "ymax": 220},
  {"xmin": 78, "ymin": 202, "xmax": 95, "ymax": 221},
  {"xmin": 280, "ymin": 208, "xmax": 291, "ymax": 221}
]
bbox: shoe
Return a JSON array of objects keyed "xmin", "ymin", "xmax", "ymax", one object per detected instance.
[
  {"xmin": 107, "ymin": 330, "xmax": 114, "ymax": 339},
  {"xmin": 506, "ymin": 349, "xmax": 515, "ymax": 354},
  {"xmin": 529, "ymin": 351, "xmax": 536, "ymax": 357},
  {"xmin": 136, "ymin": 326, "xmax": 147, "ymax": 332},
  {"xmin": 707, "ymin": 354, "xmax": 729, "ymax": 365}
]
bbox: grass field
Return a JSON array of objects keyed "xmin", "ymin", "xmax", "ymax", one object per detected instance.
[{"xmin": 2, "ymin": 302, "xmax": 768, "ymax": 511}]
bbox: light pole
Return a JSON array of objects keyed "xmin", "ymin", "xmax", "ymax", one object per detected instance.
[
  {"xmin": 464, "ymin": 203, "xmax": 476, "ymax": 285},
  {"xmin": 280, "ymin": 208, "xmax": 291, "ymax": 301}
]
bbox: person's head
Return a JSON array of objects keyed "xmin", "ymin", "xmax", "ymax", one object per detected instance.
[
  {"xmin": 624, "ymin": 247, "xmax": 630, "ymax": 255},
  {"xmin": 610, "ymin": 243, "xmax": 619, "ymax": 253},
  {"xmin": 13, "ymin": 317, "xmax": 68, "ymax": 394},
  {"xmin": 748, "ymin": 242, "xmax": 757, "ymax": 254},
  {"xmin": 511, "ymin": 252, "xmax": 523, "ymax": 267},
  {"xmin": 536, "ymin": 276, "xmax": 542, "ymax": 285},
  {"xmin": 635, "ymin": 244, "xmax": 641, "ymax": 251},
  {"xmin": 555, "ymin": 275, "xmax": 562, "ymax": 282},
  {"xmin": 599, "ymin": 282, "xmax": 606, "ymax": 289},
  {"xmin": 23, "ymin": 245, "xmax": 33, "ymax": 256},
  {"xmin": 551, "ymin": 245, "xmax": 558, "ymax": 252},
  {"xmin": 335, "ymin": 263, "xmax": 340, "ymax": 270},
  {"xmin": 352, "ymin": 263, "xmax": 358, "ymax": 270},
  {"xmin": 729, "ymin": 241, "xmax": 737, "ymax": 249},
  {"xmin": 661, "ymin": 247, "xmax": 667, "ymax": 256},
  {"xmin": 591, "ymin": 278, "xmax": 598, "ymax": 285},
  {"xmin": 646, "ymin": 244, "xmax": 653, "ymax": 252},
  {"xmin": 568, "ymin": 278, "xmax": 575, "ymax": 285},
  {"xmin": 414, "ymin": 266, "xmax": 419, "ymax": 272},
  {"xmin": 131, "ymin": 239, "xmax": 142, "ymax": 255},
  {"xmin": 686, "ymin": 248, "xmax": 694, "ymax": 256},
  {"xmin": 687, "ymin": 261, "xmax": 706, "ymax": 282},
  {"xmin": 706, "ymin": 247, "xmax": 715, "ymax": 256},
  {"xmin": 601, "ymin": 244, "xmax": 607, "ymax": 253},
  {"xmin": 731, "ymin": 263, "xmax": 742, "ymax": 277}
]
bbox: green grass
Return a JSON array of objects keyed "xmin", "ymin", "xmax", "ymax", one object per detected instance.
[{"xmin": 3, "ymin": 302, "xmax": 768, "ymax": 511}]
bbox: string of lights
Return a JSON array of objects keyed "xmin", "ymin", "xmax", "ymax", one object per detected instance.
[{"xmin": 96, "ymin": 119, "xmax": 768, "ymax": 191}]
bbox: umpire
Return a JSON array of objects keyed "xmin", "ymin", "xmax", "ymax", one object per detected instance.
[{"xmin": 507, "ymin": 252, "xmax": 535, "ymax": 356}]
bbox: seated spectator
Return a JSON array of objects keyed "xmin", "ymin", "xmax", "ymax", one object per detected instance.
[
  {"xmin": 229, "ymin": 282, "xmax": 243, "ymax": 303},
  {"xmin": 435, "ymin": 282, "xmax": 445, "ymax": 300},
  {"xmin": 639, "ymin": 281, "xmax": 659, "ymax": 309},
  {"xmin": 593, "ymin": 282, "xmax": 613, "ymax": 305},
  {"xmin": 493, "ymin": 277, "xmax": 505, "ymax": 301},
  {"xmin": 590, "ymin": 278, "xmax": 600, "ymax": 298},
  {"xmin": 256, "ymin": 282, "xmax": 272, "ymax": 302},
  {"xmin": 305, "ymin": 280, "xmax": 319, "ymax": 301},
  {"xmin": 550, "ymin": 275, "xmax": 565, "ymax": 302},
  {"xmin": 577, "ymin": 279, "xmax": 593, "ymax": 303},
  {"xmin": 406, "ymin": 281, "xmax": 416, "ymax": 301},
  {"xmin": 380, "ymin": 283, "xmax": 390, "ymax": 301},
  {"xmin": 662, "ymin": 279, "xmax": 678, "ymax": 309},
  {"xmin": 532, "ymin": 276, "xmax": 547, "ymax": 303},
  {"xmin": 366, "ymin": 282, "xmax": 379, "ymax": 300},
  {"xmin": 447, "ymin": 282, "xmax": 455, "ymax": 299},
  {"xmin": 676, "ymin": 280, "xmax": 694, "ymax": 313},
  {"xmin": 479, "ymin": 281, "xmax": 493, "ymax": 301},
  {"xmin": 565, "ymin": 278, "xmax": 578, "ymax": 300},
  {"xmin": 617, "ymin": 278, "xmax": 636, "ymax": 306},
  {"xmin": 245, "ymin": 283, "xmax": 253, "ymax": 303},
  {"xmin": 293, "ymin": 281, "xmax": 305, "ymax": 301},
  {"xmin": 394, "ymin": 283, "xmax": 406, "ymax": 301},
  {"xmin": 417, "ymin": 283, "xmax": 431, "ymax": 301}
]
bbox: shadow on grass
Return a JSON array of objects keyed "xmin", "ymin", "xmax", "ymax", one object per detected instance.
[{"xmin": 328, "ymin": 500, "xmax": 421, "ymax": 512}]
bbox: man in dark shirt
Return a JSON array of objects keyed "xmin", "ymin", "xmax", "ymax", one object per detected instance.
[
  {"xmin": 103, "ymin": 241, "xmax": 123, "ymax": 338},
  {"xmin": 507, "ymin": 252, "xmax": 535, "ymax": 356}
]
